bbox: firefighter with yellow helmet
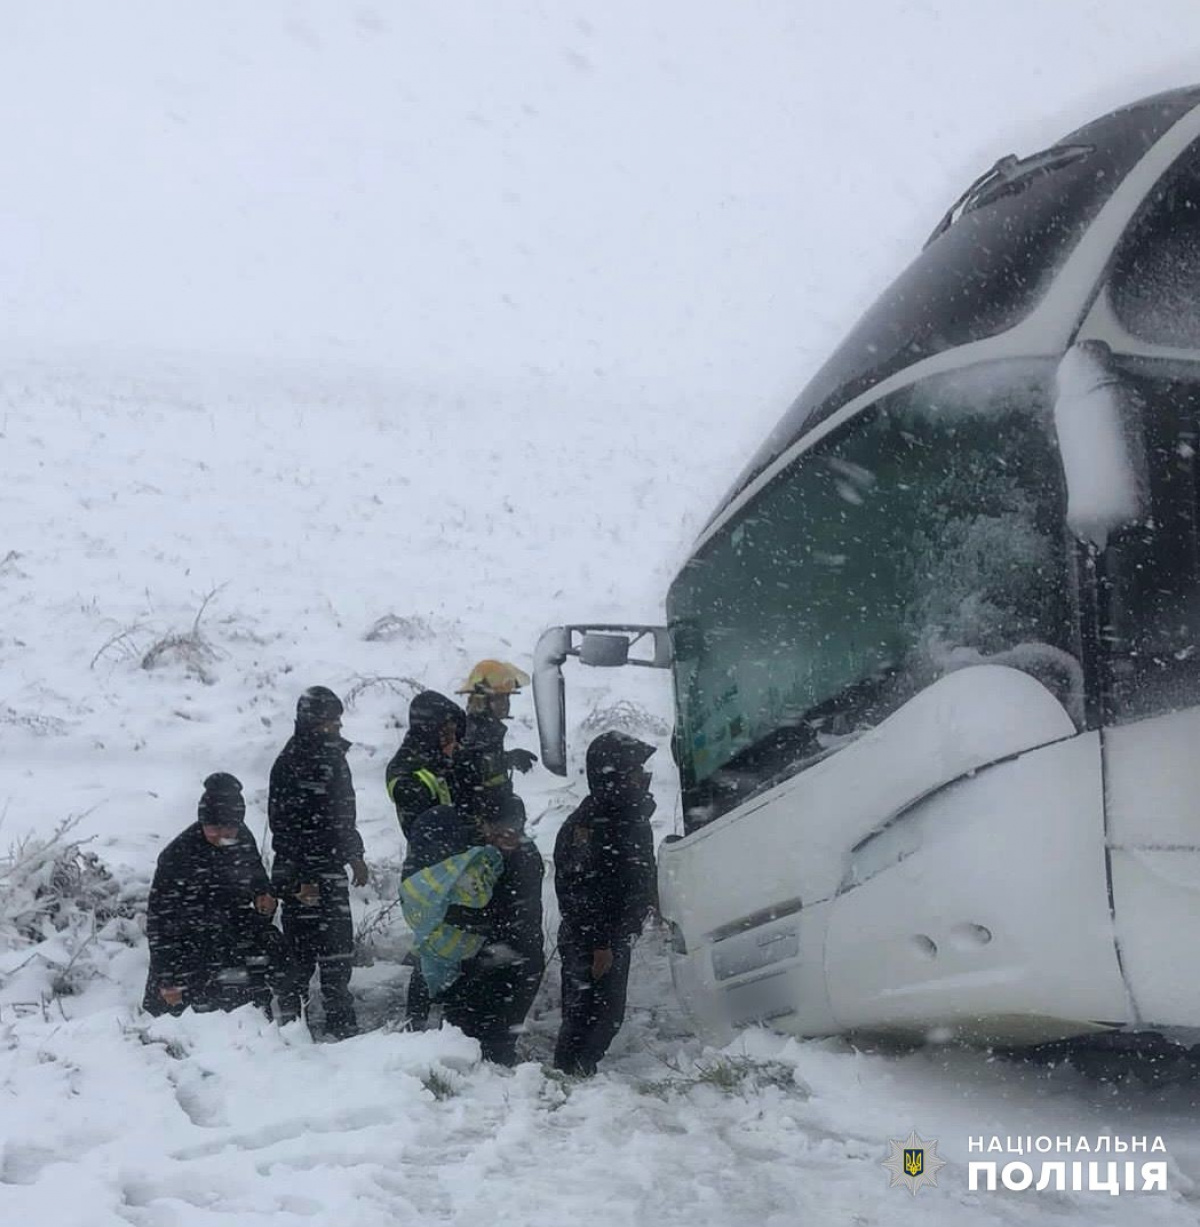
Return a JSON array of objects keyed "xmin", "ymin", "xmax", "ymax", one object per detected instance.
[
  {"xmin": 451, "ymin": 658, "xmax": 545, "ymax": 1064},
  {"xmin": 457, "ymin": 659, "xmax": 531, "ymax": 717},
  {"xmin": 455, "ymin": 659, "xmax": 537, "ymax": 820}
]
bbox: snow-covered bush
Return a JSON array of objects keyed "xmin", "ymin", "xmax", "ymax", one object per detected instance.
[
  {"xmin": 140, "ymin": 628, "xmax": 221, "ymax": 684},
  {"xmin": 636, "ymin": 1054, "xmax": 807, "ymax": 1100},
  {"xmin": 579, "ymin": 698, "xmax": 670, "ymax": 739},
  {"xmin": 342, "ymin": 673, "xmax": 424, "ymax": 711},
  {"xmin": 0, "ymin": 818, "xmax": 143, "ymax": 999},
  {"xmin": 138, "ymin": 586, "xmax": 226, "ymax": 685},
  {"xmin": 362, "ymin": 613, "xmax": 437, "ymax": 644},
  {"xmin": 352, "ymin": 854, "xmax": 408, "ymax": 966}
]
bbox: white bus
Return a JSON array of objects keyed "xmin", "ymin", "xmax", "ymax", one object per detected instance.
[{"xmin": 534, "ymin": 85, "xmax": 1200, "ymax": 1050}]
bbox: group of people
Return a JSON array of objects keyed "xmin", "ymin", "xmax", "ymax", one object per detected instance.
[{"xmin": 141, "ymin": 660, "xmax": 659, "ymax": 1075}]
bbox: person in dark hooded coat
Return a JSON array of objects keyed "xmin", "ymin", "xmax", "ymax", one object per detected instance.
[
  {"xmin": 399, "ymin": 802, "xmax": 510, "ymax": 1056},
  {"xmin": 468, "ymin": 793, "xmax": 546, "ymax": 1065},
  {"xmin": 386, "ymin": 690, "xmax": 466, "ymax": 838},
  {"xmin": 401, "ymin": 793, "xmax": 547, "ymax": 1063},
  {"xmin": 401, "ymin": 800, "xmax": 544, "ymax": 1065},
  {"xmin": 553, "ymin": 731, "xmax": 658, "ymax": 1075},
  {"xmin": 447, "ymin": 661, "xmax": 546, "ymax": 1062},
  {"xmin": 269, "ymin": 686, "xmax": 368, "ymax": 1039},
  {"xmin": 386, "ymin": 689, "xmax": 467, "ymax": 1027},
  {"xmin": 143, "ymin": 773, "xmax": 297, "ymax": 1019}
]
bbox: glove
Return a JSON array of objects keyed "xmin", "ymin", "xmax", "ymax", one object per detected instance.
[
  {"xmin": 506, "ymin": 748, "xmax": 538, "ymax": 773},
  {"xmin": 477, "ymin": 942, "xmax": 521, "ymax": 968},
  {"xmin": 591, "ymin": 948, "xmax": 615, "ymax": 980}
]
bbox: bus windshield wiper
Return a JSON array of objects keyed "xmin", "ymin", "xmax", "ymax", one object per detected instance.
[{"xmin": 924, "ymin": 143, "xmax": 1094, "ymax": 248}]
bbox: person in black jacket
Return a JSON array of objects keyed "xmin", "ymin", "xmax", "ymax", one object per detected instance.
[
  {"xmin": 454, "ymin": 659, "xmax": 537, "ymax": 827},
  {"xmin": 399, "ymin": 802, "xmax": 499, "ymax": 1047},
  {"xmin": 473, "ymin": 794, "xmax": 546, "ymax": 1065},
  {"xmin": 269, "ymin": 686, "xmax": 368, "ymax": 1039},
  {"xmin": 553, "ymin": 731, "xmax": 657, "ymax": 1076},
  {"xmin": 385, "ymin": 689, "xmax": 467, "ymax": 1028},
  {"xmin": 453, "ymin": 661, "xmax": 546, "ymax": 1063},
  {"xmin": 143, "ymin": 773, "xmax": 297, "ymax": 1019},
  {"xmin": 400, "ymin": 798, "xmax": 539, "ymax": 1065},
  {"xmin": 386, "ymin": 690, "xmax": 465, "ymax": 838}
]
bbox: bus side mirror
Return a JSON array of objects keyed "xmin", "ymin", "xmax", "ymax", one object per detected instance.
[
  {"xmin": 533, "ymin": 626, "xmax": 571, "ymax": 776},
  {"xmin": 1054, "ymin": 340, "xmax": 1149, "ymax": 551},
  {"xmin": 533, "ymin": 623, "xmax": 673, "ymax": 776},
  {"xmin": 579, "ymin": 633, "xmax": 631, "ymax": 667}
]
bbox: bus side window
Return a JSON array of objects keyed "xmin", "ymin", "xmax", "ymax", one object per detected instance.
[
  {"xmin": 1104, "ymin": 373, "xmax": 1200, "ymax": 721},
  {"xmin": 1110, "ymin": 136, "xmax": 1200, "ymax": 350}
]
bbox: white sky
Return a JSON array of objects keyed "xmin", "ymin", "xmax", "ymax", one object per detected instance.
[{"xmin": 2, "ymin": 1, "xmax": 1199, "ymax": 426}]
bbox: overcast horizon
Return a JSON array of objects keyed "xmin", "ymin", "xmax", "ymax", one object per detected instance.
[{"xmin": 4, "ymin": 2, "xmax": 1200, "ymax": 429}]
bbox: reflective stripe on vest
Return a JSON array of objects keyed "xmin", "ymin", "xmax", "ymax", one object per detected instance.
[{"xmin": 413, "ymin": 768, "xmax": 451, "ymax": 807}]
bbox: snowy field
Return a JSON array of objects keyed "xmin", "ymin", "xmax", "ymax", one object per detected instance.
[
  {"xmin": 6, "ymin": 3, "xmax": 1200, "ymax": 1224},
  {"xmin": 5, "ymin": 362, "xmax": 1200, "ymax": 1227}
]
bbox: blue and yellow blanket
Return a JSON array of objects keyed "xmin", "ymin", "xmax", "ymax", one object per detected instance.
[{"xmin": 400, "ymin": 845, "xmax": 504, "ymax": 998}]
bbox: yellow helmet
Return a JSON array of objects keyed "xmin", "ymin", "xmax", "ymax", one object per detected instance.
[{"xmin": 457, "ymin": 659, "xmax": 530, "ymax": 696}]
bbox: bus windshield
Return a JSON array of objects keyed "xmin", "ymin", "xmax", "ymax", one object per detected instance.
[{"xmin": 667, "ymin": 361, "xmax": 1077, "ymax": 828}]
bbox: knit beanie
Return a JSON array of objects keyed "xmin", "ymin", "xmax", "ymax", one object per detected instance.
[{"xmin": 197, "ymin": 772, "xmax": 246, "ymax": 825}]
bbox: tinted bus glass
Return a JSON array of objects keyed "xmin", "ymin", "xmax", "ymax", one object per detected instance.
[
  {"xmin": 713, "ymin": 90, "xmax": 1200, "ymax": 526},
  {"xmin": 1110, "ymin": 137, "xmax": 1200, "ymax": 348},
  {"xmin": 669, "ymin": 362, "xmax": 1075, "ymax": 829},
  {"xmin": 1104, "ymin": 366, "xmax": 1200, "ymax": 720}
]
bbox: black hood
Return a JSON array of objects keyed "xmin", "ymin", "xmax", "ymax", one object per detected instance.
[
  {"xmin": 294, "ymin": 685, "xmax": 346, "ymax": 744},
  {"xmin": 295, "ymin": 685, "xmax": 343, "ymax": 728},
  {"xmin": 402, "ymin": 804, "xmax": 480, "ymax": 876},
  {"xmin": 406, "ymin": 690, "xmax": 467, "ymax": 754},
  {"xmin": 585, "ymin": 731, "xmax": 656, "ymax": 802}
]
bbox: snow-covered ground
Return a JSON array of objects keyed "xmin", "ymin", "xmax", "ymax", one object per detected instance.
[
  {"xmin": 6, "ymin": 4, "xmax": 1200, "ymax": 1224},
  {"xmin": 5, "ymin": 360, "xmax": 1200, "ymax": 1227}
]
